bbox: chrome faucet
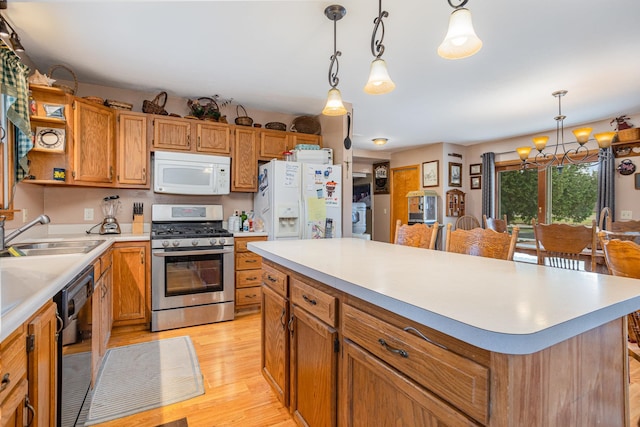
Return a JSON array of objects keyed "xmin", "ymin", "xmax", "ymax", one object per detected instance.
[{"xmin": 2, "ymin": 214, "xmax": 50, "ymax": 250}]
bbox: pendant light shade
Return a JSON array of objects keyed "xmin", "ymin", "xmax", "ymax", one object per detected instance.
[
  {"xmin": 364, "ymin": 58, "xmax": 395, "ymax": 95},
  {"xmin": 322, "ymin": 88, "xmax": 348, "ymax": 116},
  {"xmin": 438, "ymin": 7, "xmax": 482, "ymax": 60}
]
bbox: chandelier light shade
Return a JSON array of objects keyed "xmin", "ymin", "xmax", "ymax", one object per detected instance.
[
  {"xmin": 438, "ymin": 0, "xmax": 482, "ymax": 60},
  {"xmin": 321, "ymin": 5, "xmax": 348, "ymax": 117},
  {"xmin": 518, "ymin": 90, "xmax": 612, "ymax": 169},
  {"xmin": 364, "ymin": 0, "xmax": 395, "ymax": 95},
  {"xmin": 372, "ymin": 138, "xmax": 388, "ymax": 146}
]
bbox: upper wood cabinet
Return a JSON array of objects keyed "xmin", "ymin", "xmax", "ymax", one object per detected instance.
[
  {"xmin": 196, "ymin": 121, "xmax": 231, "ymax": 154},
  {"xmin": 291, "ymin": 132, "xmax": 323, "ymax": 148},
  {"xmin": 72, "ymin": 98, "xmax": 115, "ymax": 185},
  {"xmin": 151, "ymin": 116, "xmax": 231, "ymax": 155},
  {"xmin": 259, "ymin": 130, "xmax": 290, "ymax": 161},
  {"xmin": 152, "ymin": 116, "xmax": 192, "ymax": 151},
  {"xmin": 232, "ymin": 127, "xmax": 258, "ymax": 192},
  {"xmin": 116, "ymin": 111, "xmax": 149, "ymax": 187}
]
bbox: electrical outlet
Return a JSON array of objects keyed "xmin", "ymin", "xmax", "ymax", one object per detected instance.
[
  {"xmin": 84, "ymin": 208, "xmax": 94, "ymax": 221},
  {"xmin": 621, "ymin": 210, "xmax": 633, "ymax": 220},
  {"xmin": 22, "ymin": 209, "xmax": 28, "ymax": 223}
]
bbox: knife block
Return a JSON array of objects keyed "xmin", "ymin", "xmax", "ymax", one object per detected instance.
[{"xmin": 132, "ymin": 214, "xmax": 144, "ymax": 234}]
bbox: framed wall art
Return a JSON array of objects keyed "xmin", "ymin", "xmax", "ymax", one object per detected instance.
[
  {"xmin": 470, "ymin": 176, "xmax": 481, "ymax": 190},
  {"xmin": 635, "ymin": 173, "xmax": 640, "ymax": 190},
  {"xmin": 422, "ymin": 160, "xmax": 439, "ymax": 187},
  {"xmin": 448, "ymin": 162, "xmax": 462, "ymax": 187},
  {"xmin": 469, "ymin": 163, "xmax": 482, "ymax": 176},
  {"xmin": 373, "ymin": 162, "xmax": 390, "ymax": 194}
]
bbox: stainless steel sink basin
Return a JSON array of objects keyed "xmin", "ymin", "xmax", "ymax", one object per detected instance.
[{"xmin": 0, "ymin": 239, "xmax": 105, "ymax": 257}]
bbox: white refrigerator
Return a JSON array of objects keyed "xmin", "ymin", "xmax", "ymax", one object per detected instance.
[{"xmin": 254, "ymin": 159, "xmax": 342, "ymax": 240}]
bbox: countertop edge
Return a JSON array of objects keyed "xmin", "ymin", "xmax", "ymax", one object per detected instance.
[{"xmin": 248, "ymin": 240, "xmax": 640, "ymax": 355}]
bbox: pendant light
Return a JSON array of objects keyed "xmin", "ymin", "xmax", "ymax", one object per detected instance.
[
  {"xmin": 322, "ymin": 5, "xmax": 348, "ymax": 116},
  {"xmin": 363, "ymin": 0, "xmax": 395, "ymax": 95},
  {"xmin": 438, "ymin": 0, "xmax": 482, "ymax": 60}
]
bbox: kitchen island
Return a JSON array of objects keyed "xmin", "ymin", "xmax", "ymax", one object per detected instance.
[{"xmin": 249, "ymin": 238, "xmax": 640, "ymax": 426}]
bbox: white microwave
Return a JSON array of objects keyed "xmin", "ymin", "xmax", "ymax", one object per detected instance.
[{"xmin": 153, "ymin": 151, "xmax": 230, "ymax": 195}]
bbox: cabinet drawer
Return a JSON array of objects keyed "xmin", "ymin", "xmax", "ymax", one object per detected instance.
[
  {"xmin": 0, "ymin": 325, "xmax": 27, "ymax": 404},
  {"xmin": 100, "ymin": 250, "xmax": 113, "ymax": 274},
  {"xmin": 235, "ymin": 236, "xmax": 267, "ymax": 253},
  {"xmin": 236, "ymin": 286, "xmax": 262, "ymax": 306},
  {"xmin": 236, "ymin": 269, "xmax": 262, "ymax": 288},
  {"xmin": 262, "ymin": 263, "xmax": 288, "ymax": 297},
  {"xmin": 235, "ymin": 252, "xmax": 262, "ymax": 270},
  {"xmin": 0, "ymin": 377, "xmax": 27, "ymax": 426},
  {"xmin": 342, "ymin": 304, "xmax": 489, "ymax": 425},
  {"xmin": 290, "ymin": 277, "xmax": 337, "ymax": 327}
]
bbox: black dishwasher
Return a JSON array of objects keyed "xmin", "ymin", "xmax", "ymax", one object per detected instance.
[{"xmin": 53, "ymin": 264, "xmax": 94, "ymax": 427}]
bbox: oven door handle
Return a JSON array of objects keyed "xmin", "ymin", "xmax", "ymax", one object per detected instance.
[{"xmin": 152, "ymin": 247, "xmax": 234, "ymax": 257}]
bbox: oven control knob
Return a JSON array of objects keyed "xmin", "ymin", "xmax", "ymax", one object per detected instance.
[
  {"xmin": 162, "ymin": 240, "xmax": 169, "ymax": 248},
  {"xmin": 209, "ymin": 238, "xmax": 218, "ymax": 246},
  {"xmin": 192, "ymin": 240, "xmax": 199, "ymax": 246},
  {"xmin": 219, "ymin": 238, "xmax": 226, "ymax": 245},
  {"xmin": 172, "ymin": 240, "xmax": 180, "ymax": 247}
]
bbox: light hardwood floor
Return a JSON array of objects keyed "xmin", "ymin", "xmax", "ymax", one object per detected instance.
[{"xmin": 96, "ymin": 312, "xmax": 640, "ymax": 427}]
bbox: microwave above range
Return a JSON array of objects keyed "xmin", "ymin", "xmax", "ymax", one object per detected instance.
[{"xmin": 153, "ymin": 151, "xmax": 230, "ymax": 195}]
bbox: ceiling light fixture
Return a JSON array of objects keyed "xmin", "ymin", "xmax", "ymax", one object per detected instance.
[
  {"xmin": 321, "ymin": 5, "xmax": 348, "ymax": 117},
  {"xmin": 0, "ymin": 15, "xmax": 25, "ymax": 52},
  {"xmin": 372, "ymin": 138, "xmax": 388, "ymax": 146},
  {"xmin": 363, "ymin": 0, "xmax": 395, "ymax": 95},
  {"xmin": 438, "ymin": 0, "xmax": 482, "ymax": 60},
  {"xmin": 516, "ymin": 90, "xmax": 616, "ymax": 169}
]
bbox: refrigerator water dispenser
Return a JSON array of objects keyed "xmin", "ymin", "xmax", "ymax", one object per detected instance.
[{"xmin": 276, "ymin": 204, "xmax": 299, "ymax": 238}]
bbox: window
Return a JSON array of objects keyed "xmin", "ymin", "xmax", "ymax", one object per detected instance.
[{"xmin": 497, "ymin": 161, "xmax": 599, "ymax": 240}]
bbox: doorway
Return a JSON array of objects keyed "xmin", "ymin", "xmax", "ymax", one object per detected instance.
[
  {"xmin": 391, "ymin": 165, "xmax": 420, "ymax": 242},
  {"xmin": 353, "ymin": 173, "xmax": 372, "ymax": 238}
]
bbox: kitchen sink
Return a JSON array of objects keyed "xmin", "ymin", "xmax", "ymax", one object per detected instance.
[{"xmin": 0, "ymin": 239, "xmax": 105, "ymax": 257}]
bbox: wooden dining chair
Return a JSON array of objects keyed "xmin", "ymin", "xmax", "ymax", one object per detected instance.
[
  {"xmin": 598, "ymin": 232, "xmax": 640, "ymax": 343},
  {"xmin": 445, "ymin": 223, "xmax": 520, "ymax": 261},
  {"xmin": 532, "ymin": 219, "xmax": 597, "ymax": 271},
  {"xmin": 454, "ymin": 215, "xmax": 481, "ymax": 231},
  {"xmin": 394, "ymin": 220, "xmax": 439, "ymax": 250},
  {"xmin": 482, "ymin": 214, "xmax": 508, "ymax": 233}
]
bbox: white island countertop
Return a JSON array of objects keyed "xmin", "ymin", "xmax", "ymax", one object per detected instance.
[
  {"xmin": 248, "ymin": 238, "xmax": 640, "ymax": 355},
  {"xmin": 0, "ymin": 233, "xmax": 148, "ymax": 342}
]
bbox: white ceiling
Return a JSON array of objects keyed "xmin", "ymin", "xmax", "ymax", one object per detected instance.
[{"xmin": 6, "ymin": 0, "xmax": 640, "ymax": 153}]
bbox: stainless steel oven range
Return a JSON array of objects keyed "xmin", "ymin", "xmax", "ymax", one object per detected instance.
[{"xmin": 151, "ymin": 204, "xmax": 234, "ymax": 332}]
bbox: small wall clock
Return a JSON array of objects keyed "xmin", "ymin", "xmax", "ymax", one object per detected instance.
[{"xmin": 33, "ymin": 127, "xmax": 66, "ymax": 152}]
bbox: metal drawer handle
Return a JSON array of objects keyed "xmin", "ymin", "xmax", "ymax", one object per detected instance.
[
  {"xmin": 403, "ymin": 326, "xmax": 448, "ymax": 350},
  {"xmin": 245, "ymin": 294, "xmax": 257, "ymax": 299},
  {"xmin": 280, "ymin": 308, "xmax": 287, "ymax": 329},
  {"xmin": 245, "ymin": 259, "xmax": 257, "ymax": 263},
  {"xmin": 247, "ymin": 276, "xmax": 258, "ymax": 281},
  {"xmin": 378, "ymin": 338, "xmax": 408, "ymax": 358},
  {"xmin": 302, "ymin": 294, "xmax": 317, "ymax": 306},
  {"xmin": 267, "ymin": 275, "xmax": 278, "ymax": 283},
  {"xmin": 0, "ymin": 373, "xmax": 10, "ymax": 392}
]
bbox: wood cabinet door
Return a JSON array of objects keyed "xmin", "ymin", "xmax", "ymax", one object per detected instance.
[
  {"xmin": 112, "ymin": 243, "xmax": 149, "ymax": 326},
  {"xmin": 116, "ymin": 111, "xmax": 149, "ymax": 186},
  {"xmin": 259, "ymin": 130, "xmax": 289, "ymax": 160},
  {"xmin": 153, "ymin": 116, "xmax": 192, "ymax": 151},
  {"xmin": 27, "ymin": 300, "xmax": 58, "ymax": 427},
  {"xmin": 292, "ymin": 133, "xmax": 322, "ymax": 148},
  {"xmin": 196, "ymin": 122, "xmax": 231, "ymax": 154},
  {"xmin": 341, "ymin": 340, "xmax": 479, "ymax": 427},
  {"xmin": 232, "ymin": 127, "xmax": 258, "ymax": 192},
  {"xmin": 290, "ymin": 305, "xmax": 338, "ymax": 427},
  {"xmin": 261, "ymin": 284, "xmax": 289, "ymax": 406},
  {"xmin": 101, "ymin": 265, "xmax": 113, "ymax": 355},
  {"xmin": 1, "ymin": 378, "xmax": 27, "ymax": 427},
  {"xmin": 72, "ymin": 99, "xmax": 115, "ymax": 184}
]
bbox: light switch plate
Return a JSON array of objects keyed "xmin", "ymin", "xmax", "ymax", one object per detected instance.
[
  {"xmin": 621, "ymin": 210, "xmax": 632, "ymax": 220},
  {"xmin": 84, "ymin": 208, "xmax": 94, "ymax": 221}
]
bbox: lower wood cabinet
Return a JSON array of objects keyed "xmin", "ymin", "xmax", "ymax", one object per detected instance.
[
  {"xmin": 92, "ymin": 249, "xmax": 113, "ymax": 386},
  {"xmin": 235, "ymin": 235, "xmax": 267, "ymax": 312},
  {"xmin": 1, "ymin": 300, "xmax": 58, "ymax": 427},
  {"xmin": 112, "ymin": 241, "xmax": 150, "ymax": 327},
  {"xmin": 261, "ymin": 284, "xmax": 289, "ymax": 406}
]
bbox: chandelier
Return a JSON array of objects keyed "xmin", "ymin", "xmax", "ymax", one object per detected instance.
[
  {"xmin": 363, "ymin": 0, "xmax": 395, "ymax": 95},
  {"xmin": 516, "ymin": 90, "xmax": 616, "ymax": 169}
]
